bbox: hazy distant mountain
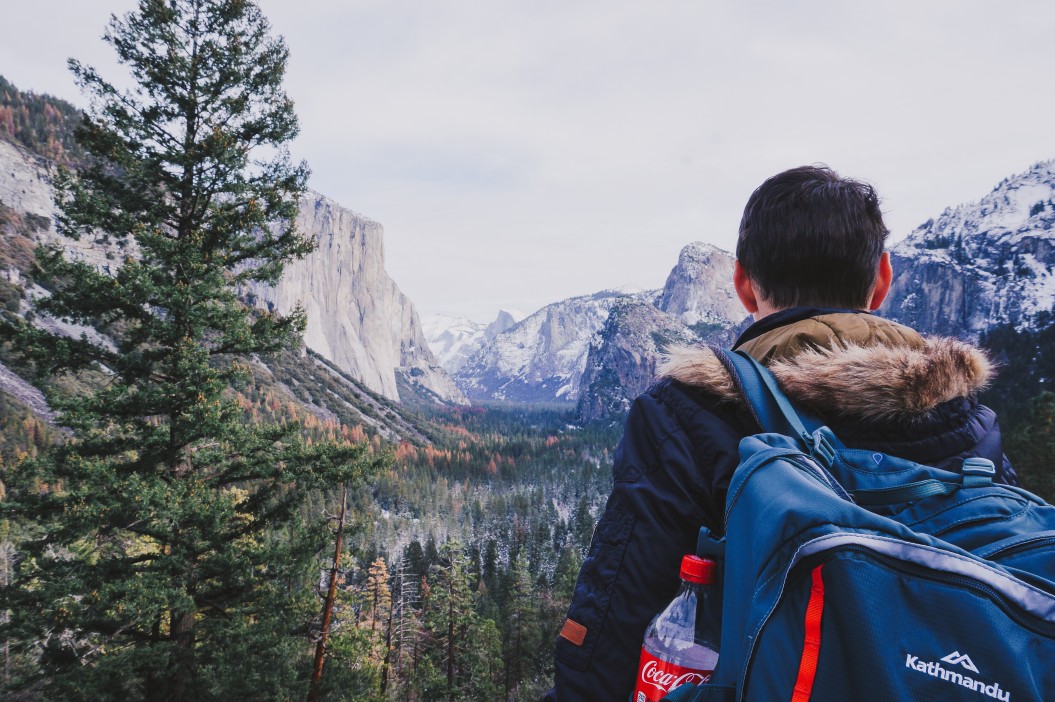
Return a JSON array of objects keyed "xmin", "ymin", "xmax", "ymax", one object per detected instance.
[
  {"xmin": 423, "ymin": 309, "xmax": 525, "ymax": 375},
  {"xmin": 455, "ymin": 290, "xmax": 652, "ymax": 403}
]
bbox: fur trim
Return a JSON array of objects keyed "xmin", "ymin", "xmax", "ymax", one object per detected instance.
[{"xmin": 659, "ymin": 338, "xmax": 992, "ymax": 421}]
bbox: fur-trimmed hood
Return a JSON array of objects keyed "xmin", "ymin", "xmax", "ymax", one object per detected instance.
[{"xmin": 658, "ymin": 337, "xmax": 993, "ymax": 422}]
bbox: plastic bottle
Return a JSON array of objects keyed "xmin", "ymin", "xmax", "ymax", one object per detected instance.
[{"xmin": 631, "ymin": 554, "xmax": 720, "ymax": 702}]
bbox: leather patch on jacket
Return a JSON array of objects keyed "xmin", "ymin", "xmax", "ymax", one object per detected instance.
[{"xmin": 560, "ymin": 618, "xmax": 587, "ymax": 646}]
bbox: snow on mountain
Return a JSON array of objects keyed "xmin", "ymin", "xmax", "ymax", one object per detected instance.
[
  {"xmin": 883, "ymin": 160, "xmax": 1055, "ymax": 338},
  {"xmin": 423, "ymin": 309, "xmax": 525, "ymax": 374},
  {"xmin": 453, "ymin": 242, "xmax": 748, "ymax": 408},
  {"xmin": 455, "ymin": 290, "xmax": 653, "ymax": 403},
  {"xmin": 656, "ymin": 242, "xmax": 744, "ymax": 328}
]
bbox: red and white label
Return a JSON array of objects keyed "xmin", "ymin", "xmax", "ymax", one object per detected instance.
[{"xmin": 632, "ymin": 648, "xmax": 712, "ymax": 702}]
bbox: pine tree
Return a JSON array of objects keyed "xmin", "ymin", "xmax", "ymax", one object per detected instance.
[
  {"xmin": 503, "ymin": 550, "xmax": 536, "ymax": 696},
  {"xmin": 0, "ymin": 1, "xmax": 375, "ymax": 699},
  {"xmin": 422, "ymin": 539, "xmax": 501, "ymax": 701}
]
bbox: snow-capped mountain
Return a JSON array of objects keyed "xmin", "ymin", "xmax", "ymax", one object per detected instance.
[
  {"xmin": 455, "ymin": 244, "xmax": 748, "ymax": 409},
  {"xmin": 454, "ymin": 290, "xmax": 654, "ymax": 403},
  {"xmin": 423, "ymin": 310, "xmax": 524, "ymax": 374},
  {"xmin": 882, "ymin": 160, "xmax": 1055, "ymax": 338}
]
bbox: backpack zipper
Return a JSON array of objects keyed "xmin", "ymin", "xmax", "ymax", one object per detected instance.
[{"xmin": 982, "ymin": 534, "xmax": 1055, "ymax": 561}]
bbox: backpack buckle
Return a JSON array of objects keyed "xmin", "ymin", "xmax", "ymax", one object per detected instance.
[
  {"xmin": 810, "ymin": 429, "xmax": 838, "ymax": 470},
  {"xmin": 962, "ymin": 457, "xmax": 996, "ymax": 488}
]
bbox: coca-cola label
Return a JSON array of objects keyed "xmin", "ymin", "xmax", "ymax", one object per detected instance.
[{"xmin": 632, "ymin": 648, "xmax": 712, "ymax": 702}]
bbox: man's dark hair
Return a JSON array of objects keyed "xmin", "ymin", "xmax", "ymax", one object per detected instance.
[{"xmin": 736, "ymin": 165, "xmax": 889, "ymax": 309}]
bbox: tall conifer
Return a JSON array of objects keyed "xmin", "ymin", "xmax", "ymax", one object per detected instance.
[{"xmin": 1, "ymin": 1, "xmax": 373, "ymax": 699}]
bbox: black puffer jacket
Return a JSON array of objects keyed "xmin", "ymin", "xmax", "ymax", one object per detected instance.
[{"xmin": 551, "ymin": 310, "xmax": 1016, "ymax": 702}]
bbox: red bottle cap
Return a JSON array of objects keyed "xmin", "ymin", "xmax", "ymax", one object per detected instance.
[{"xmin": 680, "ymin": 555, "xmax": 717, "ymax": 584}]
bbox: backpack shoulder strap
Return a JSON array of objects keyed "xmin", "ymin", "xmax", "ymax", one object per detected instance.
[{"xmin": 716, "ymin": 348, "xmax": 845, "ymax": 458}]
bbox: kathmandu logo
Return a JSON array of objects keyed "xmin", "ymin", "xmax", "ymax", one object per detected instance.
[
  {"xmin": 905, "ymin": 650, "xmax": 1009, "ymax": 701},
  {"xmin": 942, "ymin": 651, "xmax": 980, "ymax": 673}
]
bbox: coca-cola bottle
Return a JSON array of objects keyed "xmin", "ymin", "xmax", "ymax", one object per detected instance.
[{"xmin": 631, "ymin": 554, "xmax": 720, "ymax": 702}]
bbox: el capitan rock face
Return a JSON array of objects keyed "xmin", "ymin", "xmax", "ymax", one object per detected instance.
[
  {"xmin": 246, "ymin": 193, "xmax": 465, "ymax": 404},
  {"xmin": 0, "ymin": 137, "xmax": 462, "ymax": 405}
]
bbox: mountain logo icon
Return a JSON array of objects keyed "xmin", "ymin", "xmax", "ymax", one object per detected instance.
[{"xmin": 940, "ymin": 651, "xmax": 979, "ymax": 673}]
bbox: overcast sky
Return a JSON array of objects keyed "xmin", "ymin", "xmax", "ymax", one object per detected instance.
[{"xmin": 4, "ymin": 1, "xmax": 1055, "ymax": 322}]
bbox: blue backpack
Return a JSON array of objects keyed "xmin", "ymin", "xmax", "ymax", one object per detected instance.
[{"xmin": 664, "ymin": 350, "xmax": 1055, "ymax": 702}]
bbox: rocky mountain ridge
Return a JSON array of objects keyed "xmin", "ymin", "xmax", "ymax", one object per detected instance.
[
  {"xmin": 447, "ymin": 244, "xmax": 749, "ymax": 412},
  {"xmin": 577, "ymin": 245, "xmax": 748, "ymax": 422},
  {"xmin": 454, "ymin": 290, "xmax": 646, "ymax": 403}
]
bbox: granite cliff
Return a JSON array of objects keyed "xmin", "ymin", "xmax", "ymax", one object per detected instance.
[{"xmin": 246, "ymin": 193, "xmax": 465, "ymax": 404}]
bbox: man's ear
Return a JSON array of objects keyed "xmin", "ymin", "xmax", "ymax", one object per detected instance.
[
  {"xmin": 733, "ymin": 261, "xmax": 760, "ymax": 315},
  {"xmin": 868, "ymin": 252, "xmax": 893, "ymax": 311}
]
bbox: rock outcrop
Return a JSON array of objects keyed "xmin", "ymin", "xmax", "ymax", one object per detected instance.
[
  {"xmin": 657, "ymin": 242, "xmax": 744, "ymax": 329},
  {"xmin": 247, "ymin": 193, "xmax": 465, "ymax": 404},
  {"xmin": 0, "ymin": 138, "xmax": 134, "ymax": 270},
  {"xmin": 882, "ymin": 160, "xmax": 1055, "ymax": 338},
  {"xmin": 575, "ymin": 245, "xmax": 749, "ymax": 423},
  {"xmin": 576, "ymin": 301, "xmax": 696, "ymax": 421}
]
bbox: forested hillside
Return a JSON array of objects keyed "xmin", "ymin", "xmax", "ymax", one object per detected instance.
[{"xmin": 0, "ymin": 75, "xmax": 85, "ymax": 166}]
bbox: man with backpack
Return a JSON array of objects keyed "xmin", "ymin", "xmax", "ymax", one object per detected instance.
[{"xmin": 550, "ymin": 165, "xmax": 1020, "ymax": 701}]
